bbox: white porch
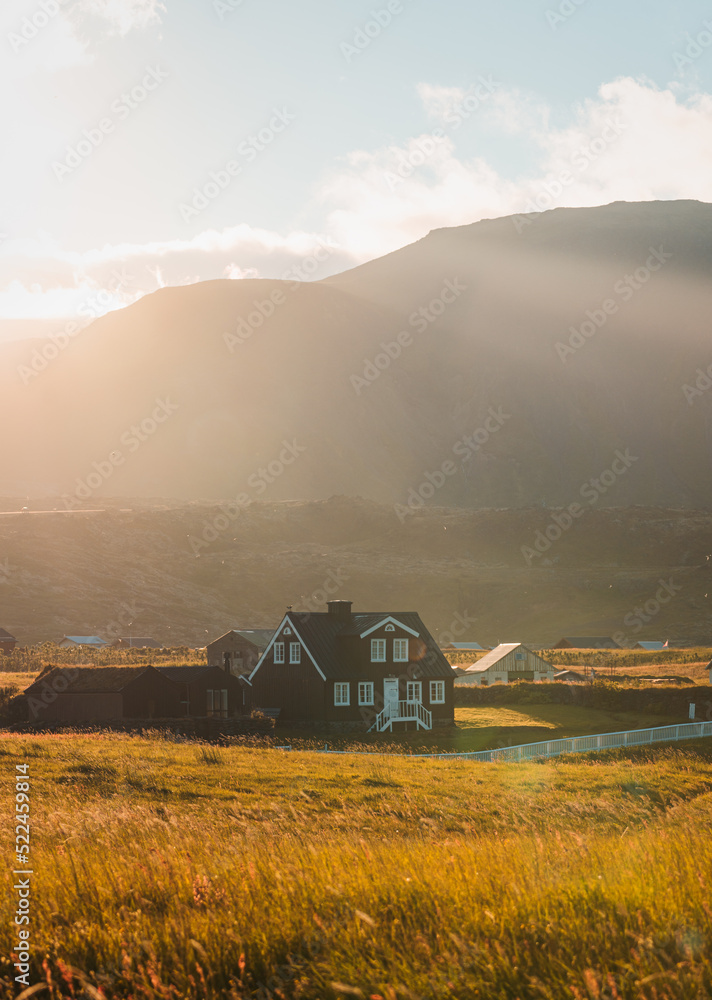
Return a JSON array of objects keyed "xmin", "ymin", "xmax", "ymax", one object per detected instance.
[{"xmin": 371, "ymin": 699, "xmax": 432, "ymax": 732}]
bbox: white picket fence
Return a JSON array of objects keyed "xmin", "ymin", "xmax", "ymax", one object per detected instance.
[
  {"xmin": 278, "ymin": 720, "xmax": 712, "ymax": 761},
  {"xmin": 410, "ymin": 720, "xmax": 712, "ymax": 762}
]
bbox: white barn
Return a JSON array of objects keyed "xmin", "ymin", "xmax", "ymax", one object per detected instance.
[{"xmin": 457, "ymin": 643, "xmax": 554, "ymax": 686}]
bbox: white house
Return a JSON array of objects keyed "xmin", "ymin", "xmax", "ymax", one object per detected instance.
[{"xmin": 457, "ymin": 643, "xmax": 554, "ymax": 686}]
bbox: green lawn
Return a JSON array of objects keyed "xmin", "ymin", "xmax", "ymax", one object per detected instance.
[
  {"xmin": 276, "ymin": 703, "xmax": 685, "ymax": 755},
  {"xmin": 450, "ymin": 703, "xmax": 677, "ymax": 752}
]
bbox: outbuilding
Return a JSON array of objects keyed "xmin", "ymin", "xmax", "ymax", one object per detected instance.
[
  {"xmin": 551, "ymin": 636, "xmax": 620, "ymax": 649},
  {"xmin": 156, "ymin": 665, "xmax": 246, "ymax": 718},
  {"xmin": 458, "ymin": 644, "xmax": 554, "ymax": 686},
  {"xmin": 207, "ymin": 629, "xmax": 276, "ymax": 676},
  {"xmin": 57, "ymin": 635, "xmax": 111, "ymax": 649},
  {"xmin": 24, "ymin": 666, "xmax": 181, "ymax": 722},
  {"xmin": 0, "ymin": 628, "xmax": 17, "ymax": 654}
]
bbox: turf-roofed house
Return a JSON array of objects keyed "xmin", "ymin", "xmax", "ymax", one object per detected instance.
[{"xmin": 247, "ymin": 600, "xmax": 455, "ymax": 731}]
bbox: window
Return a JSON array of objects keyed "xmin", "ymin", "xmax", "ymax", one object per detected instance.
[
  {"xmin": 334, "ymin": 682, "xmax": 350, "ymax": 706},
  {"xmin": 393, "ymin": 638, "xmax": 408, "ymax": 662},
  {"xmin": 515, "ymin": 652, "xmax": 525, "ymax": 661},
  {"xmin": 371, "ymin": 638, "xmax": 386, "ymax": 662},
  {"xmin": 358, "ymin": 681, "xmax": 374, "ymax": 706},
  {"xmin": 207, "ymin": 689, "xmax": 228, "ymax": 719},
  {"xmin": 430, "ymin": 680, "xmax": 445, "ymax": 704},
  {"xmin": 406, "ymin": 681, "xmax": 422, "ymax": 703},
  {"xmin": 289, "ymin": 642, "xmax": 301, "ymax": 664},
  {"xmin": 274, "ymin": 642, "xmax": 285, "ymax": 663}
]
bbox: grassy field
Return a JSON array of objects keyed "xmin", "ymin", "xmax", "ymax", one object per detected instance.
[
  {"xmin": 1, "ymin": 732, "xmax": 711, "ymax": 999},
  {"xmin": 0, "ymin": 671, "xmax": 35, "ymax": 694},
  {"xmin": 0, "ymin": 645, "xmax": 207, "ymax": 673}
]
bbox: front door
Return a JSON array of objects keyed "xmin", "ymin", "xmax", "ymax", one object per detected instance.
[{"xmin": 383, "ymin": 679, "xmax": 399, "ymax": 716}]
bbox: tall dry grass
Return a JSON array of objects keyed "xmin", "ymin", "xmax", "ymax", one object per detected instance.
[{"xmin": 1, "ymin": 734, "xmax": 710, "ymax": 999}]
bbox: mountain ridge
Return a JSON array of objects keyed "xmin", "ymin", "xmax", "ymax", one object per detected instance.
[{"xmin": 2, "ymin": 199, "xmax": 711, "ymax": 509}]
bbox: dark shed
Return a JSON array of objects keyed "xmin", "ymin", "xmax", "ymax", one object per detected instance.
[
  {"xmin": 156, "ymin": 665, "xmax": 246, "ymax": 717},
  {"xmin": 24, "ymin": 666, "xmax": 181, "ymax": 722}
]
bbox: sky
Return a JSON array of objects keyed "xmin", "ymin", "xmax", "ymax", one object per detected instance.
[{"xmin": 2, "ymin": 0, "xmax": 712, "ymax": 335}]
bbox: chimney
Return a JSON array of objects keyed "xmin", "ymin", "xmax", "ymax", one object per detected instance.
[{"xmin": 327, "ymin": 600, "xmax": 352, "ymax": 619}]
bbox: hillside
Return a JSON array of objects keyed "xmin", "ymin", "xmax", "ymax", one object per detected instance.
[
  {"xmin": 1, "ymin": 497, "xmax": 711, "ymax": 646},
  {"xmin": 2, "ymin": 200, "xmax": 712, "ymax": 508}
]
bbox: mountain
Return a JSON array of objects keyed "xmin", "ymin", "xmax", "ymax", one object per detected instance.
[{"xmin": 2, "ymin": 200, "xmax": 712, "ymax": 509}]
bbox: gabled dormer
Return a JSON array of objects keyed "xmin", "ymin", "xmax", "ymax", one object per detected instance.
[{"xmin": 359, "ymin": 616, "xmax": 421, "ymax": 668}]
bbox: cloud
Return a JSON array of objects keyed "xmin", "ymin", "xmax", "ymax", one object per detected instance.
[
  {"xmin": 319, "ymin": 77, "xmax": 712, "ymax": 261},
  {"xmin": 73, "ymin": 0, "xmax": 165, "ymax": 36},
  {"xmin": 416, "ymin": 83, "xmax": 468, "ymax": 122},
  {"xmin": 4, "ymin": 0, "xmax": 165, "ymax": 73},
  {"xmin": 4, "ymin": 77, "xmax": 712, "ymax": 329},
  {"xmin": 0, "ymin": 225, "xmax": 346, "ymax": 324},
  {"xmin": 7, "ymin": 15, "xmax": 94, "ymax": 74}
]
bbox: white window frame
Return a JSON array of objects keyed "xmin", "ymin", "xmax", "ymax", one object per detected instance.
[
  {"xmin": 334, "ymin": 682, "xmax": 350, "ymax": 706},
  {"xmin": 289, "ymin": 642, "xmax": 301, "ymax": 664},
  {"xmin": 274, "ymin": 642, "xmax": 285, "ymax": 664},
  {"xmin": 429, "ymin": 680, "xmax": 445, "ymax": 704},
  {"xmin": 406, "ymin": 680, "xmax": 422, "ymax": 703},
  {"xmin": 358, "ymin": 681, "xmax": 374, "ymax": 706},
  {"xmin": 371, "ymin": 638, "xmax": 386, "ymax": 662},
  {"xmin": 393, "ymin": 638, "xmax": 408, "ymax": 662}
]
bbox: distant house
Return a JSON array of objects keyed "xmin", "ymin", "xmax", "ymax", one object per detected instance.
[
  {"xmin": 24, "ymin": 666, "xmax": 181, "ymax": 722},
  {"xmin": 457, "ymin": 644, "xmax": 555, "ymax": 686},
  {"xmin": 207, "ymin": 629, "xmax": 276, "ymax": 676},
  {"xmin": 441, "ymin": 641, "xmax": 486, "ymax": 651},
  {"xmin": 57, "ymin": 635, "xmax": 111, "ymax": 649},
  {"xmin": 633, "ymin": 641, "xmax": 666, "ymax": 651},
  {"xmin": 156, "ymin": 665, "xmax": 246, "ymax": 717},
  {"xmin": 553, "ymin": 668, "xmax": 587, "ymax": 683},
  {"xmin": 111, "ymin": 637, "xmax": 162, "ymax": 649},
  {"xmin": 0, "ymin": 628, "xmax": 17, "ymax": 654},
  {"xmin": 551, "ymin": 636, "xmax": 621, "ymax": 650},
  {"xmin": 248, "ymin": 600, "xmax": 454, "ymax": 732}
]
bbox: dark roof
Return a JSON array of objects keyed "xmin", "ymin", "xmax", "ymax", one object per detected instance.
[
  {"xmin": 208, "ymin": 629, "xmax": 275, "ymax": 649},
  {"xmin": 268, "ymin": 611, "xmax": 453, "ymax": 680},
  {"xmin": 0, "ymin": 628, "xmax": 16, "ymax": 641},
  {"xmin": 442, "ymin": 641, "xmax": 485, "ymax": 650},
  {"xmin": 553, "ymin": 669, "xmax": 587, "ymax": 681},
  {"xmin": 25, "ymin": 666, "xmax": 167, "ymax": 694},
  {"xmin": 233, "ymin": 629, "xmax": 276, "ymax": 647},
  {"xmin": 156, "ymin": 666, "xmax": 220, "ymax": 683},
  {"xmin": 552, "ymin": 637, "xmax": 621, "ymax": 649},
  {"xmin": 114, "ymin": 637, "xmax": 162, "ymax": 648},
  {"xmin": 633, "ymin": 641, "xmax": 666, "ymax": 650}
]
